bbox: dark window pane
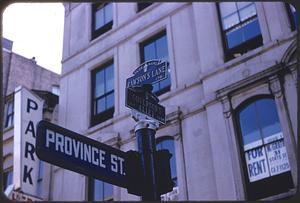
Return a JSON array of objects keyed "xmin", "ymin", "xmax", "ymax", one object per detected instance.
[
  {"xmin": 96, "ymin": 98, "xmax": 106, "ymax": 114},
  {"xmin": 106, "ymin": 93, "xmax": 114, "ymax": 109},
  {"xmin": 38, "ymin": 161, "xmax": 44, "ymax": 179},
  {"xmin": 156, "ymin": 138, "xmax": 177, "ymax": 187},
  {"xmin": 95, "ymin": 70, "xmax": 105, "ymax": 97},
  {"xmin": 287, "ymin": 4, "xmax": 298, "ymax": 30},
  {"xmin": 95, "ymin": 8, "xmax": 104, "ymax": 30},
  {"xmin": 256, "ymin": 99, "xmax": 282, "ymax": 141},
  {"xmin": 156, "ymin": 35, "xmax": 168, "ymax": 60},
  {"xmin": 226, "ymin": 27, "xmax": 244, "ymax": 49},
  {"xmin": 223, "ymin": 13, "xmax": 239, "ymax": 29},
  {"xmin": 243, "ymin": 18, "xmax": 261, "ymax": 41},
  {"xmin": 137, "ymin": 3, "xmax": 152, "ymax": 12},
  {"xmin": 239, "ymin": 102, "xmax": 262, "ymax": 150},
  {"xmin": 105, "ymin": 64, "xmax": 114, "ymax": 92},
  {"xmin": 237, "ymin": 2, "xmax": 253, "ymax": 10},
  {"xmin": 3, "ymin": 170, "xmax": 13, "ymax": 190},
  {"xmin": 239, "ymin": 3, "xmax": 256, "ymax": 21},
  {"xmin": 5, "ymin": 101, "xmax": 14, "ymax": 128},
  {"xmin": 159, "ymin": 73, "xmax": 171, "ymax": 89},
  {"xmin": 144, "ymin": 42, "xmax": 156, "ymax": 61},
  {"xmin": 219, "ymin": 2, "xmax": 237, "ymax": 17},
  {"xmin": 104, "ymin": 3, "xmax": 113, "ymax": 23},
  {"xmin": 104, "ymin": 182, "xmax": 113, "ymax": 200},
  {"xmin": 93, "ymin": 179, "xmax": 104, "ymax": 201}
]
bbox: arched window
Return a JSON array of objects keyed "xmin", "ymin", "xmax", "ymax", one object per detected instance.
[
  {"xmin": 156, "ymin": 136, "xmax": 177, "ymax": 187},
  {"xmin": 236, "ymin": 97, "xmax": 294, "ymax": 200}
]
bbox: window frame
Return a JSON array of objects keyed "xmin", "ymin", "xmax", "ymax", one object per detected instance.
[
  {"xmin": 285, "ymin": 3, "xmax": 297, "ymax": 31},
  {"xmin": 156, "ymin": 136, "xmax": 178, "ymax": 188},
  {"xmin": 216, "ymin": 2, "xmax": 263, "ymax": 61},
  {"xmin": 36, "ymin": 161, "xmax": 44, "ymax": 198},
  {"xmin": 91, "ymin": 3, "xmax": 113, "ymax": 40},
  {"xmin": 3, "ymin": 168, "xmax": 13, "ymax": 191},
  {"xmin": 88, "ymin": 178, "xmax": 113, "ymax": 201},
  {"xmin": 137, "ymin": 3, "xmax": 153, "ymax": 12},
  {"xmin": 90, "ymin": 60, "xmax": 115, "ymax": 127},
  {"xmin": 234, "ymin": 95, "xmax": 294, "ymax": 200},
  {"xmin": 139, "ymin": 30, "xmax": 171, "ymax": 96},
  {"xmin": 4, "ymin": 98, "xmax": 14, "ymax": 129}
]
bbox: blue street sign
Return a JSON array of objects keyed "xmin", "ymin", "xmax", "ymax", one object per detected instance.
[
  {"xmin": 126, "ymin": 60, "xmax": 169, "ymax": 88},
  {"xmin": 36, "ymin": 120, "xmax": 127, "ymax": 188}
]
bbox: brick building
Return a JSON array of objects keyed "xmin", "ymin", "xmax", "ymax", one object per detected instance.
[{"xmin": 2, "ymin": 37, "xmax": 60, "ymax": 200}]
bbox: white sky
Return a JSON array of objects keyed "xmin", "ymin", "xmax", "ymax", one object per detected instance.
[{"xmin": 3, "ymin": 3, "xmax": 64, "ymax": 74}]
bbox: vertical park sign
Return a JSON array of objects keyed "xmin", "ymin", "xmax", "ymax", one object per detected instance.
[{"xmin": 13, "ymin": 86, "xmax": 43, "ymax": 197}]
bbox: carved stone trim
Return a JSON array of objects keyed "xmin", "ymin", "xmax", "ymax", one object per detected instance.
[
  {"xmin": 268, "ymin": 75, "xmax": 283, "ymax": 98},
  {"xmin": 289, "ymin": 66, "xmax": 298, "ymax": 88},
  {"xmin": 220, "ymin": 96, "xmax": 232, "ymax": 118}
]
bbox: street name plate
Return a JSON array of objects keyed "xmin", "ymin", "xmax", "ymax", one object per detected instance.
[
  {"xmin": 125, "ymin": 88, "xmax": 166, "ymax": 124},
  {"xmin": 126, "ymin": 60, "xmax": 169, "ymax": 88},
  {"xmin": 36, "ymin": 120, "xmax": 127, "ymax": 188}
]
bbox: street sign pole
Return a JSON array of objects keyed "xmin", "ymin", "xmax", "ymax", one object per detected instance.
[{"xmin": 135, "ymin": 119, "xmax": 160, "ymax": 201}]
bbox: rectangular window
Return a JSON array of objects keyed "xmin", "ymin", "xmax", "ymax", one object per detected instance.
[
  {"xmin": 140, "ymin": 30, "xmax": 171, "ymax": 96},
  {"xmin": 3, "ymin": 170, "xmax": 13, "ymax": 191},
  {"xmin": 4, "ymin": 100, "xmax": 14, "ymax": 129},
  {"xmin": 92, "ymin": 3, "xmax": 113, "ymax": 39},
  {"xmin": 88, "ymin": 178, "xmax": 113, "ymax": 201},
  {"xmin": 91, "ymin": 61, "xmax": 114, "ymax": 126},
  {"xmin": 137, "ymin": 3, "xmax": 152, "ymax": 12},
  {"xmin": 217, "ymin": 2, "xmax": 263, "ymax": 61},
  {"xmin": 36, "ymin": 161, "xmax": 44, "ymax": 198},
  {"xmin": 286, "ymin": 3, "xmax": 297, "ymax": 31}
]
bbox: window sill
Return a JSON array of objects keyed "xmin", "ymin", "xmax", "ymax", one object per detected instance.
[
  {"xmin": 201, "ymin": 32, "xmax": 296, "ymax": 82},
  {"xmin": 3, "ymin": 126, "xmax": 14, "ymax": 133},
  {"xmin": 260, "ymin": 188, "xmax": 296, "ymax": 200},
  {"xmin": 86, "ymin": 112, "xmax": 130, "ymax": 136}
]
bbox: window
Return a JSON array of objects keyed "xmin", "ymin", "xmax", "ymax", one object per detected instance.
[
  {"xmin": 36, "ymin": 161, "xmax": 44, "ymax": 198},
  {"xmin": 91, "ymin": 61, "xmax": 114, "ymax": 126},
  {"xmin": 286, "ymin": 3, "xmax": 297, "ymax": 31},
  {"xmin": 88, "ymin": 178, "xmax": 113, "ymax": 201},
  {"xmin": 140, "ymin": 30, "xmax": 171, "ymax": 95},
  {"xmin": 217, "ymin": 2, "xmax": 263, "ymax": 61},
  {"xmin": 92, "ymin": 3, "xmax": 113, "ymax": 39},
  {"xmin": 4, "ymin": 100, "xmax": 14, "ymax": 129},
  {"xmin": 3, "ymin": 170, "xmax": 13, "ymax": 191},
  {"xmin": 52, "ymin": 85, "xmax": 60, "ymax": 96},
  {"xmin": 236, "ymin": 97, "xmax": 294, "ymax": 200},
  {"xmin": 156, "ymin": 137, "xmax": 177, "ymax": 188},
  {"xmin": 137, "ymin": 3, "xmax": 152, "ymax": 12}
]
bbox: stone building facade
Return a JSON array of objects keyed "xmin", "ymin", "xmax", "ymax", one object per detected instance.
[
  {"xmin": 2, "ymin": 37, "xmax": 60, "ymax": 200},
  {"xmin": 7, "ymin": 2, "xmax": 296, "ymax": 201}
]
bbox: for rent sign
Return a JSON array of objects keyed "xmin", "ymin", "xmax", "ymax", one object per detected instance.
[
  {"xmin": 13, "ymin": 86, "xmax": 44, "ymax": 196},
  {"xmin": 245, "ymin": 132, "xmax": 291, "ymax": 182}
]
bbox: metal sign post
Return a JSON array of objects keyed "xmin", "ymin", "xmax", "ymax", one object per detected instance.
[
  {"xmin": 135, "ymin": 119, "xmax": 160, "ymax": 201},
  {"xmin": 125, "ymin": 60, "xmax": 173, "ymax": 200}
]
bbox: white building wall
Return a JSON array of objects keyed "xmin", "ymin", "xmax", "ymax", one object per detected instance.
[{"xmin": 56, "ymin": 2, "xmax": 297, "ymax": 201}]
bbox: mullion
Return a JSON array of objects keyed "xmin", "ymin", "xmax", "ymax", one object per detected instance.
[
  {"xmin": 225, "ymin": 15, "xmax": 257, "ymax": 33},
  {"xmin": 153, "ymin": 39, "xmax": 162, "ymax": 90}
]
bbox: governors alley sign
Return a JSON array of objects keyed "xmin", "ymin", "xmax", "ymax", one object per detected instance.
[
  {"xmin": 126, "ymin": 60, "xmax": 169, "ymax": 88},
  {"xmin": 36, "ymin": 120, "xmax": 127, "ymax": 188}
]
